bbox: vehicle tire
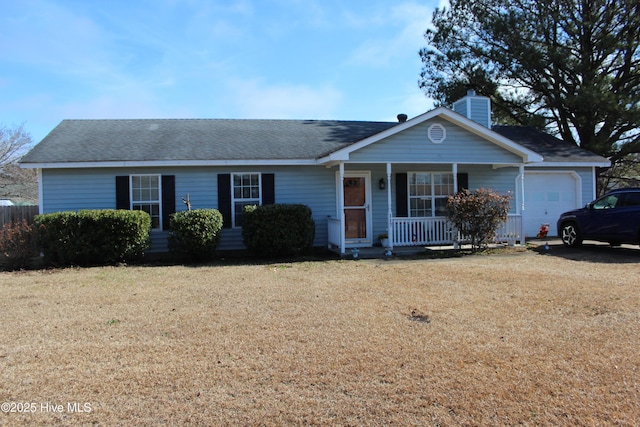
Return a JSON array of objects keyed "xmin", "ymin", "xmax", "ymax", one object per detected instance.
[{"xmin": 560, "ymin": 222, "xmax": 582, "ymax": 247}]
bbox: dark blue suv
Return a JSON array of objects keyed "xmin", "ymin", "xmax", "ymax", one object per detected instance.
[{"xmin": 557, "ymin": 188, "xmax": 640, "ymax": 247}]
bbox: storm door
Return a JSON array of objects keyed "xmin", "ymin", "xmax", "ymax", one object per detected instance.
[{"xmin": 342, "ymin": 172, "xmax": 372, "ymax": 245}]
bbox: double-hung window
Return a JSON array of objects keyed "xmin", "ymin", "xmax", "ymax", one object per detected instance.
[
  {"xmin": 131, "ymin": 175, "xmax": 161, "ymax": 229},
  {"xmin": 232, "ymin": 173, "xmax": 261, "ymax": 227},
  {"xmin": 408, "ymin": 172, "xmax": 454, "ymax": 217}
]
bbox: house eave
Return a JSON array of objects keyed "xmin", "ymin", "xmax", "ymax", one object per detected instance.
[
  {"xmin": 526, "ymin": 161, "xmax": 611, "ymax": 168},
  {"xmin": 19, "ymin": 158, "xmax": 319, "ymax": 169}
]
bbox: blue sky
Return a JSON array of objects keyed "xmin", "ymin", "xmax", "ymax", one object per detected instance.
[{"xmin": 1, "ymin": 0, "xmax": 445, "ymax": 143}]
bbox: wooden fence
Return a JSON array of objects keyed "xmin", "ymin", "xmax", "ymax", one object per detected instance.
[{"xmin": 0, "ymin": 206, "xmax": 40, "ymax": 228}]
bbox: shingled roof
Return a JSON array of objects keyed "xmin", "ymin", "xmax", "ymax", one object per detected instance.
[
  {"xmin": 20, "ymin": 116, "xmax": 609, "ymax": 166},
  {"xmin": 20, "ymin": 119, "xmax": 399, "ymax": 164},
  {"xmin": 492, "ymin": 125, "xmax": 607, "ymax": 163}
]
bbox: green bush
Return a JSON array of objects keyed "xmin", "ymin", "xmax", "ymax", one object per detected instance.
[
  {"xmin": 445, "ymin": 188, "xmax": 511, "ymax": 252},
  {"xmin": 168, "ymin": 209, "xmax": 223, "ymax": 261},
  {"xmin": 0, "ymin": 220, "xmax": 38, "ymax": 270},
  {"xmin": 242, "ymin": 204, "xmax": 315, "ymax": 258},
  {"xmin": 34, "ymin": 210, "xmax": 151, "ymax": 266}
]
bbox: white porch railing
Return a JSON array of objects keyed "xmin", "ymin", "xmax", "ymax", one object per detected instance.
[
  {"xmin": 392, "ymin": 217, "xmax": 455, "ymax": 246},
  {"xmin": 390, "ymin": 214, "xmax": 523, "ymax": 247},
  {"xmin": 494, "ymin": 214, "xmax": 523, "ymax": 246},
  {"xmin": 327, "ymin": 217, "xmax": 341, "ymax": 248},
  {"xmin": 328, "ymin": 214, "xmax": 523, "ymax": 251}
]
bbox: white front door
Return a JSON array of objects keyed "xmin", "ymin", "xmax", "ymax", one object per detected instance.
[{"xmin": 342, "ymin": 172, "xmax": 372, "ymax": 246}]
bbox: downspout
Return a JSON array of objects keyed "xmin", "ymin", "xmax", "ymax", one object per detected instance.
[
  {"xmin": 37, "ymin": 168, "xmax": 44, "ymax": 214},
  {"xmin": 386, "ymin": 162, "xmax": 393, "ymax": 251},
  {"xmin": 339, "ymin": 162, "xmax": 345, "ymax": 254},
  {"xmin": 519, "ymin": 164, "xmax": 525, "ymax": 243}
]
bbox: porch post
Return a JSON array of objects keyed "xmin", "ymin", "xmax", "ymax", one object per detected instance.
[
  {"xmin": 386, "ymin": 162, "xmax": 393, "ymax": 251},
  {"xmin": 452, "ymin": 163, "xmax": 459, "ymax": 249},
  {"xmin": 452, "ymin": 163, "xmax": 458, "ymax": 192},
  {"xmin": 339, "ymin": 162, "xmax": 346, "ymax": 254},
  {"xmin": 519, "ymin": 164, "xmax": 525, "ymax": 243}
]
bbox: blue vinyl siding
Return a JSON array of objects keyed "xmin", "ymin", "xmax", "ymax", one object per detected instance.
[
  {"xmin": 210, "ymin": 166, "xmax": 337, "ymax": 250},
  {"xmin": 453, "ymin": 100, "xmax": 466, "ymax": 117},
  {"xmin": 469, "ymin": 98, "xmax": 491, "ymax": 128},
  {"xmin": 41, "ymin": 166, "xmax": 337, "ymax": 251},
  {"xmin": 453, "ymin": 96, "xmax": 491, "ymax": 128},
  {"xmin": 41, "ymin": 169, "xmax": 118, "ymax": 212},
  {"xmin": 40, "ymin": 163, "xmax": 525, "ymax": 251},
  {"xmin": 348, "ymin": 119, "xmax": 521, "ymax": 164}
]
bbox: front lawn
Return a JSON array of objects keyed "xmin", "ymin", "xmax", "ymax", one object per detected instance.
[{"xmin": 1, "ymin": 248, "xmax": 638, "ymax": 425}]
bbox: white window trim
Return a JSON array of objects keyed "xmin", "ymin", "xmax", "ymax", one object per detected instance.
[
  {"xmin": 407, "ymin": 171, "xmax": 455, "ymax": 218},
  {"xmin": 129, "ymin": 174, "xmax": 163, "ymax": 230},
  {"xmin": 231, "ymin": 172, "xmax": 262, "ymax": 228}
]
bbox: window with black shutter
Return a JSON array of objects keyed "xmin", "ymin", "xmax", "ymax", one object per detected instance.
[
  {"xmin": 218, "ymin": 172, "xmax": 275, "ymax": 228},
  {"xmin": 115, "ymin": 175, "xmax": 175, "ymax": 230}
]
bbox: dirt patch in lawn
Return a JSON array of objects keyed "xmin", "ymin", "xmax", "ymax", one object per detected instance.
[{"xmin": 1, "ymin": 247, "xmax": 639, "ymax": 426}]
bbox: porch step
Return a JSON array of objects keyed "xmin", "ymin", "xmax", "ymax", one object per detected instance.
[{"xmin": 333, "ymin": 245, "xmax": 441, "ymax": 259}]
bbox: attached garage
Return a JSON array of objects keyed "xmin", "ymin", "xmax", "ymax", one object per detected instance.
[{"xmin": 523, "ymin": 172, "xmax": 581, "ymax": 238}]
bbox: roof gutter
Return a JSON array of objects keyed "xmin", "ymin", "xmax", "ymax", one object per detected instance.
[{"xmin": 19, "ymin": 158, "xmax": 320, "ymax": 169}]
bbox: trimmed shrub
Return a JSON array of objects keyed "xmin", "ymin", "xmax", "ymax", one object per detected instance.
[
  {"xmin": 168, "ymin": 209, "xmax": 223, "ymax": 261},
  {"xmin": 0, "ymin": 220, "xmax": 38, "ymax": 270},
  {"xmin": 34, "ymin": 210, "xmax": 151, "ymax": 266},
  {"xmin": 445, "ymin": 188, "xmax": 511, "ymax": 252},
  {"xmin": 242, "ymin": 204, "xmax": 315, "ymax": 258}
]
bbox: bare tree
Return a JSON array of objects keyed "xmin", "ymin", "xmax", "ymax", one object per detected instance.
[
  {"xmin": 0, "ymin": 124, "xmax": 33, "ymax": 171},
  {"xmin": 0, "ymin": 124, "xmax": 37, "ymax": 203}
]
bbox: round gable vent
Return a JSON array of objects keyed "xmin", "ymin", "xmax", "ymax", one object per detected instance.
[{"xmin": 427, "ymin": 123, "xmax": 446, "ymax": 143}]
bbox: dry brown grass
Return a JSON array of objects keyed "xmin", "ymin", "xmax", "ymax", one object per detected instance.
[{"xmin": 1, "ymin": 245, "xmax": 639, "ymax": 426}]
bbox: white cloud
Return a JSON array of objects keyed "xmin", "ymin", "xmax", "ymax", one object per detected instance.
[
  {"xmin": 225, "ymin": 79, "xmax": 343, "ymax": 119},
  {"xmin": 398, "ymin": 89, "xmax": 436, "ymax": 119},
  {"xmin": 347, "ymin": 2, "xmax": 436, "ymax": 68},
  {"xmin": 1, "ymin": 1, "xmax": 110, "ymax": 74}
]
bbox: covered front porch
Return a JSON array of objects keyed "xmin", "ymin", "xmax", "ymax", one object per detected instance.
[
  {"xmin": 326, "ymin": 162, "xmax": 525, "ymax": 255},
  {"xmin": 328, "ymin": 214, "xmax": 523, "ymax": 254}
]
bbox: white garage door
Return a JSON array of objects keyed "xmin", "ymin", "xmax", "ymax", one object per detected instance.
[{"xmin": 524, "ymin": 173, "xmax": 579, "ymax": 238}]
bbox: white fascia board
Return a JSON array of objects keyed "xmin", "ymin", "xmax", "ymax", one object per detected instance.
[
  {"xmin": 323, "ymin": 152, "xmax": 350, "ymax": 162},
  {"xmin": 493, "ymin": 163, "xmax": 525, "ymax": 169},
  {"xmin": 526, "ymin": 161, "xmax": 611, "ymax": 168},
  {"xmin": 342, "ymin": 159, "xmax": 518, "ymax": 166},
  {"xmin": 19, "ymin": 158, "xmax": 319, "ymax": 169}
]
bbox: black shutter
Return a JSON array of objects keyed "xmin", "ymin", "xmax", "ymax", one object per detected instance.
[
  {"xmin": 262, "ymin": 173, "xmax": 275, "ymax": 205},
  {"xmin": 115, "ymin": 176, "xmax": 130, "ymax": 210},
  {"xmin": 161, "ymin": 175, "xmax": 175, "ymax": 230},
  {"xmin": 218, "ymin": 173, "xmax": 232, "ymax": 228},
  {"xmin": 457, "ymin": 173, "xmax": 469, "ymax": 192},
  {"xmin": 395, "ymin": 173, "xmax": 408, "ymax": 217}
]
